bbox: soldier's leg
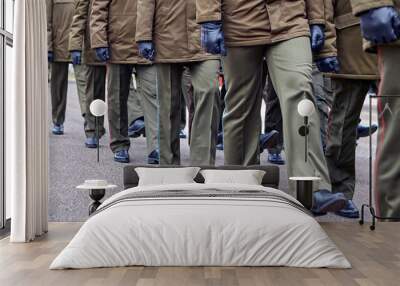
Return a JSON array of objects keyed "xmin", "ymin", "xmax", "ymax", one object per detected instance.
[
  {"xmin": 312, "ymin": 66, "xmax": 333, "ymax": 150},
  {"xmin": 264, "ymin": 72, "xmax": 284, "ymax": 154},
  {"xmin": 223, "ymin": 46, "xmax": 265, "ymax": 165},
  {"xmin": 266, "ymin": 37, "xmax": 331, "ymax": 194},
  {"xmin": 189, "ymin": 60, "xmax": 220, "ymax": 166},
  {"xmin": 50, "ymin": 62, "xmax": 69, "ymax": 125},
  {"xmin": 325, "ymin": 79, "xmax": 370, "ymax": 200},
  {"xmin": 128, "ymin": 72, "xmax": 144, "ymax": 126},
  {"xmin": 135, "ymin": 65, "xmax": 158, "ymax": 156},
  {"xmin": 157, "ymin": 63, "xmax": 183, "ymax": 165},
  {"xmin": 181, "ymin": 67, "xmax": 195, "ymax": 142},
  {"xmin": 73, "ymin": 64, "xmax": 89, "ymax": 119},
  {"xmin": 107, "ymin": 64, "xmax": 133, "ymax": 153},
  {"xmin": 375, "ymin": 46, "xmax": 400, "ymax": 219},
  {"xmin": 85, "ymin": 65, "xmax": 106, "ymax": 138}
]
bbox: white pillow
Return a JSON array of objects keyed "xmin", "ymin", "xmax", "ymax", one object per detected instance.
[
  {"xmin": 200, "ymin": 169, "xmax": 266, "ymax": 185},
  {"xmin": 135, "ymin": 167, "xmax": 201, "ymax": 186}
]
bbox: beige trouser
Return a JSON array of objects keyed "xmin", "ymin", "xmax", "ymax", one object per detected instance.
[
  {"xmin": 375, "ymin": 46, "xmax": 400, "ymax": 219},
  {"xmin": 223, "ymin": 37, "xmax": 331, "ymax": 193},
  {"xmin": 50, "ymin": 62, "xmax": 87, "ymax": 126},
  {"xmin": 157, "ymin": 60, "xmax": 220, "ymax": 165}
]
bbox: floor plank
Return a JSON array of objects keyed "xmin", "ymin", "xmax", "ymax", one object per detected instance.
[{"xmin": 0, "ymin": 222, "xmax": 399, "ymax": 286}]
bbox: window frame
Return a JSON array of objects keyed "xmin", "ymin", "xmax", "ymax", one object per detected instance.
[{"xmin": 0, "ymin": 0, "xmax": 13, "ymax": 232}]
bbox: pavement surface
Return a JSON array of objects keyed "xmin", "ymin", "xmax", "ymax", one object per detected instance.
[{"xmin": 49, "ymin": 80, "xmax": 378, "ymax": 223}]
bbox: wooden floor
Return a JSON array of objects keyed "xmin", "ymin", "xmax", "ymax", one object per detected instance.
[{"xmin": 0, "ymin": 223, "xmax": 399, "ymax": 286}]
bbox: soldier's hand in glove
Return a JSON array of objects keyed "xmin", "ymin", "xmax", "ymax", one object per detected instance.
[
  {"xmin": 71, "ymin": 51, "xmax": 82, "ymax": 65},
  {"xmin": 48, "ymin": 51, "xmax": 54, "ymax": 63},
  {"xmin": 316, "ymin": 57, "xmax": 340, "ymax": 73},
  {"xmin": 310, "ymin": 24, "xmax": 325, "ymax": 53},
  {"xmin": 95, "ymin": 47, "xmax": 110, "ymax": 62},
  {"xmin": 201, "ymin": 21, "xmax": 227, "ymax": 56},
  {"xmin": 138, "ymin": 41, "xmax": 156, "ymax": 61},
  {"xmin": 360, "ymin": 6, "xmax": 400, "ymax": 44}
]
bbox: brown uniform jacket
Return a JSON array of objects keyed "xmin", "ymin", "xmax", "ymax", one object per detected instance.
[
  {"xmin": 351, "ymin": 0, "xmax": 400, "ymax": 50},
  {"xmin": 89, "ymin": 0, "xmax": 149, "ymax": 64},
  {"xmin": 195, "ymin": 0, "xmax": 325, "ymax": 47},
  {"xmin": 324, "ymin": 0, "xmax": 378, "ymax": 79},
  {"xmin": 47, "ymin": 0, "xmax": 75, "ymax": 62},
  {"xmin": 69, "ymin": 0, "xmax": 104, "ymax": 65},
  {"xmin": 135, "ymin": 0, "xmax": 218, "ymax": 63}
]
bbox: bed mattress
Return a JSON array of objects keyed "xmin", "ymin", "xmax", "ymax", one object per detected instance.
[{"xmin": 50, "ymin": 183, "xmax": 351, "ymax": 269}]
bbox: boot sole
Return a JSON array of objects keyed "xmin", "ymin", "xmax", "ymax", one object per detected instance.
[{"xmin": 85, "ymin": 144, "xmax": 98, "ymax": 149}]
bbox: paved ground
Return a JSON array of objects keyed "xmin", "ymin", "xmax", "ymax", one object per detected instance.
[{"xmin": 49, "ymin": 80, "xmax": 377, "ymax": 223}]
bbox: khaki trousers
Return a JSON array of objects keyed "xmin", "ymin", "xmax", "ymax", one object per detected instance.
[
  {"xmin": 325, "ymin": 79, "xmax": 372, "ymax": 200},
  {"xmin": 85, "ymin": 65, "xmax": 106, "ymax": 138},
  {"xmin": 50, "ymin": 62, "xmax": 87, "ymax": 125},
  {"xmin": 157, "ymin": 60, "xmax": 220, "ymax": 165},
  {"xmin": 223, "ymin": 37, "xmax": 331, "ymax": 192},
  {"xmin": 107, "ymin": 64, "xmax": 158, "ymax": 155},
  {"xmin": 375, "ymin": 46, "xmax": 400, "ymax": 219}
]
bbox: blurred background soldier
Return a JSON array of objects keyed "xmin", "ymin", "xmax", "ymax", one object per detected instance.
[
  {"xmin": 351, "ymin": 0, "xmax": 400, "ymax": 220},
  {"xmin": 136, "ymin": 0, "xmax": 220, "ymax": 166},
  {"xmin": 197, "ymin": 0, "xmax": 348, "ymax": 215},
  {"xmin": 90, "ymin": 0, "xmax": 159, "ymax": 164},
  {"xmin": 69, "ymin": 0, "xmax": 106, "ymax": 149},
  {"xmin": 319, "ymin": 0, "xmax": 379, "ymax": 219},
  {"xmin": 47, "ymin": 0, "xmax": 88, "ymax": 136}
]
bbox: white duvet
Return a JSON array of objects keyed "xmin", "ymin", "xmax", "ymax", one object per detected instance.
[{"xmin": 50, "ymin": 183, "xmax": 351, "ymax": 269}]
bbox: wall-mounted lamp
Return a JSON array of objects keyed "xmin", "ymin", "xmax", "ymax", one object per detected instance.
[
  {"xmin": 89, "ymin": 100, "xmax": 107, "ymax": 163},
  {"xmin": 297, "ymin": 99, "xmax": 315, "ymax": 163}
]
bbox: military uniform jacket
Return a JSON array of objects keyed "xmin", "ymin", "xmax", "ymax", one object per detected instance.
[
  {"xmin": 135, "ymin": 0, "xmax": 219, "ymax": 63},
  {"xmin": 69, "ymin": 0, "xmax": 104, "ymax": 66},
  {"xmin": 89, "ymin": 0, "xmax": 150, "ymax": 65},
  {"xmin": 47, "ymin": 0, "xmax": 75, "ymax": 62},
  {"xmin": 324, "ymin": 0, "xmax": 379, "ymax": 80},
  {"xmin": 195, "ymin": 0, "xmax": 325, "ymax": 47},
  {"xmin": 351, "ymin": 0, "xmax": 400, "ymax": 51}
]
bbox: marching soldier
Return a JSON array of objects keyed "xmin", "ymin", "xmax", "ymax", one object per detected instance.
[
  {"xmin": 319, "ymin": 0, "xmax": 379, "ymax": 219},
  {"xmin": 89, "ymin": 0, "xmax": 159, "ymax": 164},
  {"xmin": 350, "ymin": 0, "xmax": 400, "ymax": 219},
  {"xmin": 69, "ymin": 0, "xmax": 106, "ymax": 148},
  {"xmin": 196, "ymin": 0, "xmax": 348, "ymax": 215},
  {"xmin": 47, "ymin": 0, "xmax": 88, "ymax": 135},
  {"xmin": 136, "ymin": 0, "xmax": 221, "ymax": 166}
]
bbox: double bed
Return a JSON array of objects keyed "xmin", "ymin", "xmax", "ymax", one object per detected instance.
[{"xmin": 50, "ymin": 165, "xmax": 350, "ymax": 269}]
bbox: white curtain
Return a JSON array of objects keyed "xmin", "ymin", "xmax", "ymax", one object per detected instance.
[{"xmin": 8, "ymin": 0, "xmax": 49, "ymax": 242}]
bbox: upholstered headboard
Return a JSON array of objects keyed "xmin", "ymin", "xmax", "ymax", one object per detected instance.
[{"xmin": 123, "ymin": 165, "xmax": 280, "ymax": 189}]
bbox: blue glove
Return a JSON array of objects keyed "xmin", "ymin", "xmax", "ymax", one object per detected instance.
[
  {"xmin": 201, "ymin": 21, "xmax": 227, "ymax": 56},
  {"xmin": 71, "ymin": 51, "xmax": 82, "ymax": 65},
  {"xmin": 360, "ymin": 6, "xmax": 400, "ymax": 44},
  {"xmin": 95, "ymin": 47, "xmax": 110, "ymax": 62},
  {"xmin": 138, "ymin": 41, "xmax": 156, "ymax": 61},
  {"xmin": 316, "ymin": 57, "xmax": 340, "ymax": 73},
  {"xmin": 48, "ymin": 51, "xmax": 54, "ymax": 63},
  {"xmin": 310, "ymin": 24, "xmax": 325, "ymax": 53}
]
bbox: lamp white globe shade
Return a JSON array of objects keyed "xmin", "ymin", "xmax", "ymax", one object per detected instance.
[
  {"xmin": 90, "ymin": 100, "xmax": 107, "ymax": 117},
  {"xmin": 297, "ymin": 99, "xmax": 315, "ymax": 117}
]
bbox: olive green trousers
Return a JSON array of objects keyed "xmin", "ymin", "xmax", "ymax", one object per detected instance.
[
  {"xmin": 156, "ymin": 60, "xmax": 220, "ymax": 165},
  {"xmin": 223, "ymin": 37, "xmax": 331, "ymax": 193}
]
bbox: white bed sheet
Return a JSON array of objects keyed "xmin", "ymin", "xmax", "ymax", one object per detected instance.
[{"xmin": 50, "ymin": 183, "xmax": 351, "ymax": 269}]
